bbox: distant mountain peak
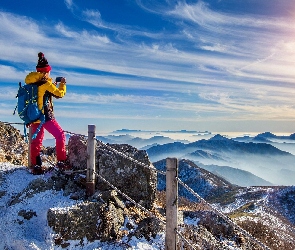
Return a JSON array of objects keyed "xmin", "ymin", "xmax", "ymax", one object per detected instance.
[
  {"xmin": 209, "ymin": 134, "xmax": 229, "ymax": 141},
  {"xmin": 256, "ymin": 132, "xmax": 276, "ymax": 138}
]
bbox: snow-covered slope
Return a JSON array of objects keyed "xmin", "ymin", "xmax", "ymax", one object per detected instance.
[
  {"xmin": 2, "ymin": 160, "xmax": 295, "ymax": 249},
  {"xmin": 0, "ymin": 163, "xmax": 166, "ymax": 250}
]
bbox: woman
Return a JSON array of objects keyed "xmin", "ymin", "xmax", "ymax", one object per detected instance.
[{"xmin": 25, "ymin": 52, "xmax": 68, "ymax": 174}]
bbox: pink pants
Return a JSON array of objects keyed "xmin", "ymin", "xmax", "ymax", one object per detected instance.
[{"xmin": 30, "ymin": 119, "xmax": 66, "ymax": 166}]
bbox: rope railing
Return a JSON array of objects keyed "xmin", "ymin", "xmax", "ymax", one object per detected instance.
[
  {"xmin": 63, "ymin": 129, "xmax": 166, "ymax": 176},
  {"xmin": 95, "ymin": 139, "xmax": 167, "ymax": 176},
  {"xmin": 2, "ymin": 121, "xmax": 271, "ymax": 250},
  {"xmin": 0, "ymin": 121, "xmax": 25, "ymax": 125},
  {"xmin": 90, "ymin": 138, "xmax": 271, "ymax": 250},
  {"xmin": 63, "ymin": 130, "xmax": 88, "ymax": 139},
  {"xmin": 177, "ymin": 177, "xmax": 271, "ymax": 250},
  {"xmin": 174, "ymin": 228, "xmax": 200, "ymax": 250},
  {"xmin": 94, "ymin": 171, "xmax": 166, "ymax": 226}
]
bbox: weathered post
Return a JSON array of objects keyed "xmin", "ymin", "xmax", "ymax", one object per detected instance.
[
  {"xmin": 28, "ymin": 126, "xmax": 32, "ymax": 167},
  {"xmin": 86, "ymin": 124, "xmax": 96, "ymax": 196},
  {"xmin": 165, "ymin": 157, "xmax": 178, "ymax": 250}
]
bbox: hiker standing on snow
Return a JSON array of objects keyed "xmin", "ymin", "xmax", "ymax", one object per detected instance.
[{"xmin": 25, "ymin": 52, "xmax": 69, "ymax": 174}]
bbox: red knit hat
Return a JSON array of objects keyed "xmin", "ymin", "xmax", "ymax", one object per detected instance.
[{"xmin": 36, "ymin": 52, "xmax": 52, "ymax": 72}]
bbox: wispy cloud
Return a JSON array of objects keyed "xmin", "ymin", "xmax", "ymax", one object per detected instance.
[
  {"xmin": 168, "ymin": 1, "xmax": 289, "ymax": 28},
  {"xmin": 1, "ymin": 1, "xmax": 295, "ymax": 132},
  {"xmin": 0, "ymin": 66, "xmax": 26, "ymax": 81},
  {"xmin": 55, "ymin": 22, "xmax": 110, "ymax": 44},
  {"xmin": 64, "ymin": 0, "xmax": 74, "ymax": 11}
]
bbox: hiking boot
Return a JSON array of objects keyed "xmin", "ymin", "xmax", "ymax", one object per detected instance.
[
  {"xmin": 30, "ymin": 165, "xmax": 46, "ymax": 175},
  {"xmin": 56, "ymin": 160, "xmax": 71, "ymax": 171}
]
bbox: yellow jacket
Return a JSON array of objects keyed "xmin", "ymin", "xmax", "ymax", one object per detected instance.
[{"xmin": 25, "ymin": 72, "xmax": 66, "ymax": 111}]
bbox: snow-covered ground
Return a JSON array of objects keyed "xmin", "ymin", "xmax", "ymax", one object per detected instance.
[
  {"xmin": 1, "ymin": 161, "xmax": 281, "ymax": 250},
  {"xmin": 0, "ymin": 162, "xmax": 167, "ymax": 250}
]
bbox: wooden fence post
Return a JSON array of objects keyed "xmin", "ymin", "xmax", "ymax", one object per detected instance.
[
  {"xmin": 86, "ymin": 124, "xmax": 96, "ymax": 196},
  {"xmin": 165, "ymin": 157, "xmax": 178, "ymax": 250}
]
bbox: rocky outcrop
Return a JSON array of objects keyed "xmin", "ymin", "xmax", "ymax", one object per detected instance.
[
  {"xmin": 0, "ymin": 125, "xmax": 159, "ymax": 245},
  {"xmin": 67, "ymin": 135, "xmax": 157, "ymax": 209},
  {"xmin": 44, "ymin": 135, "xmax": 158, "ymax": 244},
  {"xmin": 46, "ymin": 187, "xmax": 164, "ymax": 245},
  {"xmin": 0, "ymin": 122, "xmax": 28, "ymax": 165},
  {"xmin": 47, "ymin": 197, "xmax": 125, "ymax": 242}
]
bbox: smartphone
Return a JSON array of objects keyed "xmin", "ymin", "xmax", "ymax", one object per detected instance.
[{"xmin": 55, "ymin": 77, "xmax": 64, "ymax": 82}]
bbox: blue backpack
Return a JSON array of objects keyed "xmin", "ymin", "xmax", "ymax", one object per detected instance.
[{"xmin": 14, "ymin": 82, "xmax": 45, "ymax": 140}]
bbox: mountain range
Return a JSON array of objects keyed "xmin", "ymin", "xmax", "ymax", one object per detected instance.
[
  {"xmin": 147, "ymin": 134, "xmax": 295, "ymax": 186},
  {"xmin": 42, "ymin": 131, "xmax": 295, "ymax": 186}
]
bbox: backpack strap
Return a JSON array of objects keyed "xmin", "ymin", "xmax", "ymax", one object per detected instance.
[
  {"xmin": 13, "ymin": 82, "xmax": 22, "ymax": 116},
  {"xmin": 31, "ymin": 93, "xmax": 49, "ymax": 140},
  {"xmin": 23, "ymin": 123, "xmax": 28, "ymax": 142},
  {"xmin": 31, "ymin": 116, "xmax": 45, "ymax": 140}
]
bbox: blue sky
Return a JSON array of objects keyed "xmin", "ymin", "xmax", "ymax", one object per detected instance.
[{"xmin": 0, "ymin": 0, "xmax": 295, "ymax": 136}]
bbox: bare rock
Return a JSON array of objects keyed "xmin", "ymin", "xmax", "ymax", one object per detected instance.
[
  {"xmin": 0, "ymin": 122, "xmax": 28, "ymax": 165},
  {"xmin": 67, "ymin": 135, "xmax": 88, "ymax": 169},
  {"xmin": 67, "ymin": 136, "xmax": 157, "ymax": 209},
  {"xmin": 47, "ymin": 199, "xmax": 125, "ymax": 242},
  {"xmin": 100, "ymin": 190, "xmax": 125, "ymax": 209},
  {"xmin": 130, "ymin": 217, "xmax": 165, "ymax": 241},
  {"xmin": 97, "ymin": 143, "xmax": 157, "ymax": 210},
  {"xmin": 98, "ymin": 202, "xmax": 125, "ymax": 241}
]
